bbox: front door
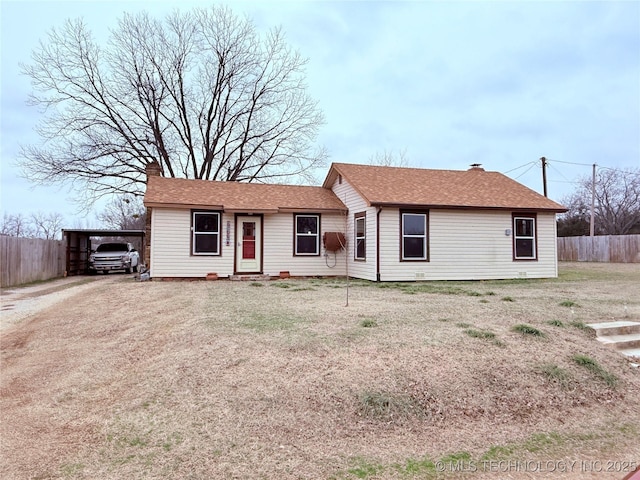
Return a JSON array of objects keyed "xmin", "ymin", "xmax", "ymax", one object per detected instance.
[{"xmin": 235, "ymin": 216, "xmax": 262, "ymax": 273}]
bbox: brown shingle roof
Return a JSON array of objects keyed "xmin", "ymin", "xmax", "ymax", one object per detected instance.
[
  {"xmin": 144, "ymin": 176, "xmax": 347, "ymax": 213},
  {"xmin": 323, "ymin": 163, "xmax": 566, "ymax": 212}
]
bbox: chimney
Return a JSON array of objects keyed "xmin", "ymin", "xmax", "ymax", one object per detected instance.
[
  {"xmin": 468, "ymin": 163, "xmax": 485, "ymax": 171},
  {"xmin": 143, "ymin": 160, "xmax": 161, "ymax": 272},
  {"xmin": 145, "ymin": 160, "xmax": 162, "ymax": 180}
]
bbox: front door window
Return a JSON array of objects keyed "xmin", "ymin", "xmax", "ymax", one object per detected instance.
[{"xmin": 242, "ymin": 222, "xmax": 256, "ymax": 259}]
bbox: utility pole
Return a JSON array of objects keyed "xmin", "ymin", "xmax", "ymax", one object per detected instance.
[
  {"xmin": 540, "ymin": 157, "xmax": 548, "ymax": 197},
  {"xmin": 590, "ymin": 164, "xmax": 596, "ymax": 236}
]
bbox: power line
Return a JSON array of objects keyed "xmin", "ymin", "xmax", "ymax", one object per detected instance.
[
  {"xmin": 549, "ymin": 179, "xmax": 581, "ymax": 184},
  {"xmin": 514, "ymin": 162, "xmax": 538, "ymax": 180},
  {"xmin": 547, "ymin": 163, "xmax": 577, "ymax": 185},
  {"xmin": 503, "ymin": 161, "xmax": 537, "ymax": 174},
  {"xmin": 547, "ymin": 158, "xmax": 638, "ymax": 175},
  {"xmin": 546, "ymin": 158, "xmax": 594, "ymax": 167}
]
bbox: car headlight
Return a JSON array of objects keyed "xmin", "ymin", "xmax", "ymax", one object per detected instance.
[
  {"xmin": 89, "ymin": 255, "xmax": 95, "ymax": 262},
  {"xmin": 121, "ymin": 254, "xmax": 130, "ymax": 261}
]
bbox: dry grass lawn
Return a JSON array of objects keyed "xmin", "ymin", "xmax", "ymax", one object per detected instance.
[{"xmin": 1, "ymin": 262, "xmax": 640, "ymax": 479}]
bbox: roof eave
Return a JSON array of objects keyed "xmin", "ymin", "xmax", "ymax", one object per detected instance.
[
  {"xmin": 321, "ymin": 164, "xmax": 339, "ymax": 189},
  {"xmin": 143, "ymin": 202, "xmax": 347, "ymax": 214},
  {"xmin": 144, "ymin": 201, "xmax": 224, "ymax": 210},
  {"xmin": 224, "ymin": 208, "xmax": 279, "ymax": 214},
  {"xmin": 278, "ymin": 207, "xmax": 348, "ymax": 214},
  {"xmin": 322, "ymin": 164, "xmax": 373, "ymax": 206},
  {"xmin": 370, "ymin": 202, "xmax": 567, "ymax": 213}
]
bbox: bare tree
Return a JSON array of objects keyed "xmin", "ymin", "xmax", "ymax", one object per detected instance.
[
  {"xmin": 558, "ymin": 167, "xmax": 640, "ymax": 235},
  {"xmin": 20, "ymin": 6, "xmax": 326, "ymax": 206},
  {"xmin": 97, "ymin": 195, "xmax": 146, "ymax": 230},
  {"xmin": 1, "ymin": 213, "xmax": 13, "ymax": 236},
  {"xmin": 556, "ymin": 192, "xmax": 590, "ymax": 237},
  {"xmin": 1, "ymin": 213, "xmax": 35, "ymax": 238},
  {"xmin": 30, "ymin": 211, "xmax": 65, "ymax": 239},
  {"xmin": 368, "ymin": 149, "xmax": 410, "ymax": 167},
  {"xmin": 593, "ymin": 168, "xmax": 640, "ymax": 234}
]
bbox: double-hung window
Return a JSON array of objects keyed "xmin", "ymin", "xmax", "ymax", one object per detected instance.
[
  {"xmin": 354, "ymin": 212, "xmax": 366, "ymax": 261},
  {"xmin": 513, "ymin": 214, "xmax": 537, "ymax": 260},
  {"xmin": 192, "ymin": 211, "xmax": 220, "ymax": 255},
  {"xmin": 401, "ymin": 211, "xmax": 428, "ymax": 261},
  {"xmin": 295, "ymin": 214, "xmax": 320, "ymax": 255}
]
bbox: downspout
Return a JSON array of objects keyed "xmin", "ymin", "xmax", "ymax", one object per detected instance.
[{"xmin": 376, "ymin": 206, "xmax": 381, "ymax": 282}]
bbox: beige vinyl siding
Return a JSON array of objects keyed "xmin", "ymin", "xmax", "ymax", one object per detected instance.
[
  {"xmin": 262, "ymin": 213, "xmax": 347, "ymax": 277},
  {"xmin": 379, "ymin": 209, "xmax": 558, "ymax": 281},
  {"xmin": 331, "ymin": 178, "xmax": 378, "ymax": 281},
  {"xmin": 150, "ymin": 208, "xmax": 234, "ymax": 278},
  {"xmin": 151, "ymin": 208, "xmax": 348, "ymax": 278},
  {"xmin": 150, "ymin": 195, "xmax": 559, "ymax": 281}
]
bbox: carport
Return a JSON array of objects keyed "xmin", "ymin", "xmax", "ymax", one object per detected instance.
[{"xmin": 62, "ymin": 229, "xmax": 145, "ymax": 276}]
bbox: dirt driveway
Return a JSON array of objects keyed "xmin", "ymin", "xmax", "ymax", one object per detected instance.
[
  {"xmin": 1, "ymin": 275, "xmax": 123, "ymax": 331},
  {"xmin": 1, "ymin": 263, "xmax": 639, "ymax": 479}
]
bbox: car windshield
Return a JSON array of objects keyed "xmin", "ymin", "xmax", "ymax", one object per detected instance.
[{"xmin": 96, "ymin": 243, "xmax": 127, "ymax": 252}]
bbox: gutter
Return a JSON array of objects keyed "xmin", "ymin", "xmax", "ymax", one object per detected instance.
[{"xmin": 370, "ymin": 202, "xmax": 566, "ymax": 214}]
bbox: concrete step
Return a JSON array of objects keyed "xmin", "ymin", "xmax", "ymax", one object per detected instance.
[
  {"xmin": 587, "ymin": 320, "xmax": 640, "ymax": 336},
  {"xmin": 596, "ymin": 333, "xmax": 640, "ymax": 350},
  {"xmin": 229, "ymin": 274, "xmax": 271, "ymax": 282},
  {"xmin": 588, "ymin": 321, "xmax": 640, "ymax": 365},
  {"xmin": 619, "ymin": 348, "xmax": 640, "ymax": 362}
]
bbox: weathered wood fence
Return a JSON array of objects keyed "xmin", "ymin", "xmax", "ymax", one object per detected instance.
[
  {"xmin": 557, "ymin": 234, "xmax": 640, "ymax": 263},
  {"xmin": 0, "ymin": 236, "xmax": 66, "ymax": 288}
]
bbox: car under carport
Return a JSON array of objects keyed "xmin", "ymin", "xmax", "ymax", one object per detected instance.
[{"xmin": 62, "ymin": 229, "xmax": 145, "ymax": 276}]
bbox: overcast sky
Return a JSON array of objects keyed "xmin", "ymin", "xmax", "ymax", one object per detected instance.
[{"xmin": 1, "ymin": 0, "xmax": 639, "ymax": 226}]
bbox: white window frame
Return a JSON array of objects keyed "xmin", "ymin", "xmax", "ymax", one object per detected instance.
[
  {"xmin": 513, "ymin": 216, "xmax": 537, "ymax": 260},
  {"xmin": 192, "ymin": 211, "xmax": 221, "ymax": 255},
  {"xmin": 294, "ymin": 214, "xmax": 320, "ymax": 256},
  {"xmin": 401, "ymin": 212, "xmax": 428, "ymax": 261},
  {"xmin": 354, "ymin": 212, "xmax": 366, "ymax": 261}
]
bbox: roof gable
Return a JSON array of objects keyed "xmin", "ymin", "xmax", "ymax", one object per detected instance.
[
  {"xmin": 144, "ymin": 176, "xmax": 346, "ymax": 213},
  {"xmin": 323, "ymin": 163, "xmax": 566, "ymax": 212}
]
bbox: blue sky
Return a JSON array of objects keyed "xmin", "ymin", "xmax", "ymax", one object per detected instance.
[{"xmin": 1, "ymin": 0, "xmax": 639, "ymax": 226}]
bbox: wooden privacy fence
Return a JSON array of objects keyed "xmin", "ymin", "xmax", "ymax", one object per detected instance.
[
  {"xmin": 0, "ymin": 236, "xmax": 66, "ymax": 288},
  {"xmin": 557, "ymin": 234, "xmax": 640, "ymax": 263}
]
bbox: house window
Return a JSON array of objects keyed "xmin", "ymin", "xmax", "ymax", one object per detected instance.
[
  {"xmin": 192, "ymin": 211, "xmax": 221, "ymax": 255},
  {"xmin": 401, "ymin": 211, "xmax": 428, "ymax": 261},
  {"xmin": 355, "ymin": 212, "xmax": 366, "ymax": 261},
  {"xmin": 513, "ymin": 214, "xmax": 537, "ymax": 260},
  {"xmin": 295, "ymin": 214, "xmax": 320, "ymax": 255}
]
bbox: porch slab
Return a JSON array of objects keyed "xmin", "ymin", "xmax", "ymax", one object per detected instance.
[{"xmin": 228, "ymin": 274, "xmax": 272, "ymax": 282}]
